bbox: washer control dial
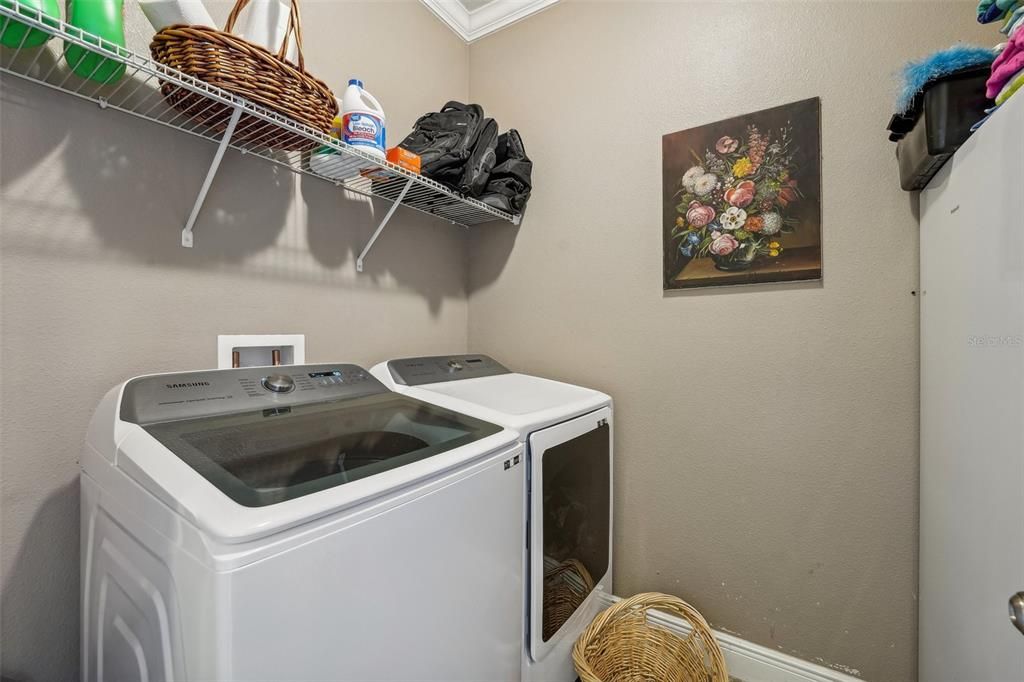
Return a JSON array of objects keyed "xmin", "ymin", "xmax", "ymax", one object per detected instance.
[
  {"xmin": 261, "ymin": 374, "xmax": 295, "ymax": 393},
  {"xmin": 447, "ymin": 359, "xmax": 463, "ymax": 372}
]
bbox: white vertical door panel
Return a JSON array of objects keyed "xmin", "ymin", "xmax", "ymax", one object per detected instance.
[{"xmin": 919, "ymin": 93, "xmax": 1024, "ymax": 681}]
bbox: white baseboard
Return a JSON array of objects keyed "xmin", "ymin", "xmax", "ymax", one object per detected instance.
[{"xmin": 597, "ymin": 594, "xmax": 862, "ymax": 682}]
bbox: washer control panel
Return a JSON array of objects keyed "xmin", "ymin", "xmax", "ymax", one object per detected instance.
[
  {"xmin": 387, "ymin": 355, "xmax": 509, "ymax": 386},
  {"xmin": 121, "ymin": 364, "xmax": 383, "ymax": 425}
]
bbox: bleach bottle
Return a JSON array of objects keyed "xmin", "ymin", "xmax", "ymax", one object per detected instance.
[{"xmin": 342, "ymin": 79, "xmax": 386, "ymax": 159}]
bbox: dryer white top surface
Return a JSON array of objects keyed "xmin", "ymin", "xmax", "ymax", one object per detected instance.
[{"xmin": 395, "ymin": 373, "xmax": 611, "ymax": 434}]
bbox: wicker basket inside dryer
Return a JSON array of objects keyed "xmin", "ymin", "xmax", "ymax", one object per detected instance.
[
  {"xmin": 150, "ymin": 0, "xmax": 336, "ymax": 151},
  {"xmin": 543, "ymin": 557, "xmax": 595, "ymax": 640},
  {"xmin": 572, "ymin": 592, "xmax": 728, "ymax": 682}
]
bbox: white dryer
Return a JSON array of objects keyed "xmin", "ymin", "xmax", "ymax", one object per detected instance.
[
  {"xmin": 371, "ymin": 355, "xmax": 613, "ymax": 682},
  {"xmin": 81, "ymin": 363, "xmax": 525, "ymax": 681}
]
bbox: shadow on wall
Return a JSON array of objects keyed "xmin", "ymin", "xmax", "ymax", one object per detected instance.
[
  {"xmin": 0, "ymin": 50, "xmax": 66, "ymax": 187},
  {"xmin": 0, "ymin": 480, "xmax": 80, "ymax": 682},
  {"xmin": 62, "ymin": 99, "xmax": 293, "ymax": 262},
  {"xmin": 467, "ymin": 219, "xmax": 521, "ymax": 294},
  {"xmin": 0, "ymin": 76, "xmax": 476, "ymax": 316}
]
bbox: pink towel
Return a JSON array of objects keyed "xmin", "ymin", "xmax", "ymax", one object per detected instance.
[{"xmin": 989, "ymin": 30, "xmax": 1024, "ymax": 96}]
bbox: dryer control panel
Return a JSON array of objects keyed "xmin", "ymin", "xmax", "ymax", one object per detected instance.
[
  {"xmin": 387, "ymin": 355, "xmax": 509, "ymax": 386},
  {"xmin": 121, "ymin": 364, "xmax": 385, "ymax": 425}
]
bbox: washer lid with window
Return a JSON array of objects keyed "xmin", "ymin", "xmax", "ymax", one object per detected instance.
[
  {"xmin": 101, "ymin": 364, "xmax": 515, "ymax": 542},
  {"xmin": 381, "ymin": 355, "xmax": 610, "ymax": 432}
]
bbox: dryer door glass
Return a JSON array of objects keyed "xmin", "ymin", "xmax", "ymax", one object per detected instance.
[
  {"xmin": 143, "ymin": 394, "xmax": 502, "ymax": 507},
  {"xmin": 533, "ymin": 417, "xmax": 611, "ymax": 644}
]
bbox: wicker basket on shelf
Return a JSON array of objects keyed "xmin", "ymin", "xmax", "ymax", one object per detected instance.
[
  {"xmin": 572, "ymin": 592, "xmax": 728, "ymax": 682},
  {"xmin": 150, "ymin": 0, "xmax": 336, "ymax": 151}
]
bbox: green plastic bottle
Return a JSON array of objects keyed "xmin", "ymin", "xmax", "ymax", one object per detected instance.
[
  {"xmin": 0, "ymin": 0, "xmax": 61, "ymax": 48},
  {"xmin": 64, "ymin": 0, "xmax": 125, "ymax": 83}
]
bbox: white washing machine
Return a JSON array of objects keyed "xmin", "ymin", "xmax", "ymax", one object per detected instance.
[
  {"xmin": 371, "ymin": 355, "xmax": 613, "ymax": 682},
  {"xmin": 81, "ymin": 363, "xmax": 525, "ymax": 681}
]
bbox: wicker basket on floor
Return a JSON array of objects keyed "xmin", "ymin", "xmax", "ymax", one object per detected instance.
[
  {"xmin": 572, "ymin": 592, "xmax": 728, "ymax": 682},
  {"xmin": 150, "ymin": 0, "xmax": 336, "ymax": 151}
]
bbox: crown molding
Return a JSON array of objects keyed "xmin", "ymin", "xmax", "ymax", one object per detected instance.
[{"xmin": 420, "ymin": 0, "xmax": 558, "ymax": 43}]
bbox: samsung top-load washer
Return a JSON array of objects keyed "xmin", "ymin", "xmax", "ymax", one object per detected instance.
[
  {"xmin": 81, "ymin": 363, "xmax": 525, "ymax": 682},
  {"xmin": 371, "ymin": 355, "xmax": 613, "ymax": 682}
]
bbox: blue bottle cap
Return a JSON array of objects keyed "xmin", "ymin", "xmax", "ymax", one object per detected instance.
[{"xmin": 348, "ymin": 79, "xmax": 363, "ymax": 88}]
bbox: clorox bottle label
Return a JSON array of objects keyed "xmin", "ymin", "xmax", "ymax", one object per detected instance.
[{"xmin": 343, "ymin": 112, "xmax": 385, "ymax": 154}]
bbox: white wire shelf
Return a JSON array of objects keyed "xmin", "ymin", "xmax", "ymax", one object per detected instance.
[{"xmin": 0, "ymin": 0, "xmax": 518, "ymax": 266}]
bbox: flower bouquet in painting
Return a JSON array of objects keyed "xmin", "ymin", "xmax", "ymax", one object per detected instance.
[
  {"xmin": 671, "ymin": 125, "xmax": 802, "ymax": 272},
  {"xmin": 662, "ymin": 98, "xmax": 821, "ymax": 290}
]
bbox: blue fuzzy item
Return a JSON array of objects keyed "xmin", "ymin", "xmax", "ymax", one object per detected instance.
[{"xmin": 896, "ymin": 44, "xmax": 997, "ymax": 113}]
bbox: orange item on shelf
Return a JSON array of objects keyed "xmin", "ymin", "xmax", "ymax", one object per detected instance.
[{"xmin": 387, "ymin": 146, "xmax": 421, "ymax": 174}]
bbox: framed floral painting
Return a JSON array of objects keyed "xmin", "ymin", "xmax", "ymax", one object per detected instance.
[{"xmin": 663, "ymin": 97, "xmax": 822, "ymax": 290}]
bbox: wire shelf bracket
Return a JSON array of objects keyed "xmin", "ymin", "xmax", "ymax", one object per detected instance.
[
  {"xmin": 356, "ymin": 179, "xmax": 414, "ymax": 273},
  {"xmin": 181, "ymin": 105, "xmax": 243, "ymax": 248},
  {"xmin": 0, "ymin": 0, "xmax": 519, "ymax": 265}
]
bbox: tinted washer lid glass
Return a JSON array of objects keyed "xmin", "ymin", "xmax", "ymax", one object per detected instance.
[
  {"xmin": 140, "ymin": 391, "xmax": 502, "ymax": 508},
  {"xmin": 541, "ymin": 423, "xmax": 611, "ymax": 641}
]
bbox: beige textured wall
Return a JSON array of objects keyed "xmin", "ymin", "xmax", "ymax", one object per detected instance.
[
  {"xmin": 467, "ymin": 2, "xmax": 992, "ymax": 679},
  {"xmin": 0, "ymin": 2, "xmax": 468, "ymax": 680}
]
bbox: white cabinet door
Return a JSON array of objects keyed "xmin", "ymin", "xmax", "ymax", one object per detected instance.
[{"xmin": 919, "ymin": 93, "xmax": 1024, "ymax": 681}]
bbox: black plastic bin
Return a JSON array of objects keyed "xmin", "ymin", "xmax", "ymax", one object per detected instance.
[{"xmin": 887, "ymin": 66, "xmax": 992, "ymax": 191}]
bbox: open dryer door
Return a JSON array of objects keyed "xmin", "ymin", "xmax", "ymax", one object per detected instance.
[{"xmin": 528, "ymin": 406, "xmax": 612, "ymax": 662}]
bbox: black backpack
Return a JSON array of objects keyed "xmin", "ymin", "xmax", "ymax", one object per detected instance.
[
  {"xmin": 479, "ymin": 130, "xmax": 532, "ymax": 214},
  {"xmin": 458, "ymin": 117, "xmax": 499, "ymax": 197},
  {"xmin": 398, "ymin": 101, "xmax": 485, "ymax": 184}
]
